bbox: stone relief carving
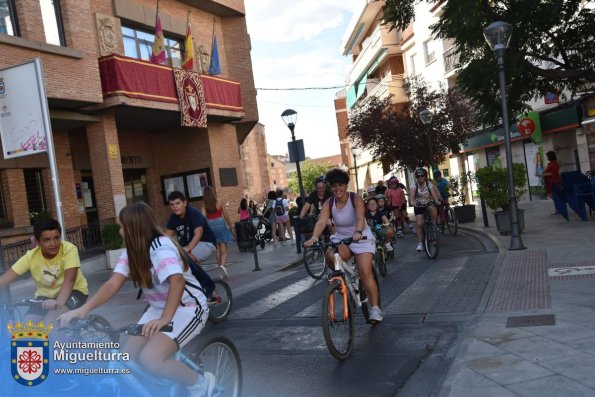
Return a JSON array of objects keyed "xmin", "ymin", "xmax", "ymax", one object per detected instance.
[{"xmin": 96, "ymin": 13, "xmax": 118, "ymax": 56}]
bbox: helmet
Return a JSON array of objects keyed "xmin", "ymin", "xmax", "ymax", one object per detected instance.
[
  {"xmin": 376, "ymin": 194, "xmax": 386, "ymax": 201},
  {"xmin": 367, "ymin": 185, "xmax": 376, "ymax": 193},
  {"xmin": 388, "ymin": 176, "xmax": 399, "ymax": 184},
  {"xmin": 433, "ymin": 170, "xmax": 442, "ymax": 177},
  {"xmin": 414, "ymin": 167, "xmax": 428, "ymax": 177},
  {"xmin": 377, "ymin": 179, "xmax": 384, "ymax": 184}
]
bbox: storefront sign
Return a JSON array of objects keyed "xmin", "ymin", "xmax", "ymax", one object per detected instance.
[
  {"xmin": 544, "ymin": 91, "xmax": 559, "ymax": 104},
  {"xmin": 517, "ymin": 111, "xmax": 542, "ymax": 144},
  {"xmin": 121, "ymin": 155, "xmax": 143, "ymax": 165}
]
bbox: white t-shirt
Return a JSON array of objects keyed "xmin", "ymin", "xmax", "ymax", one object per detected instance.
[{"xmin": 114, "ymin": 236, "xmax": 207, "ymax": 310}]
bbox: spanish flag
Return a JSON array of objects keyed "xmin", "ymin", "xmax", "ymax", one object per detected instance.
[
  {"xmin": 150, "ymin": 3, "xmax": 166, "ymax": 64},
  {"xmin": 181, "ymin": 13, "xmax": 194, "ymax": 70}
]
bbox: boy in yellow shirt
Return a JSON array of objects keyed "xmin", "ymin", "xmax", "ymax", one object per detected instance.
[{"xmin": 0, "ymin": 218, "xmax": 88, "ymax": 322}]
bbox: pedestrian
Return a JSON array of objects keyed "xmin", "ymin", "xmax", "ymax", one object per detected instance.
[
  {"xmin": 0, "ymin": 218, "xmax": 88, "ymax": 323},
  {"xmin": 238, "ymin": 198, "xmax": 250, "ymax": 221},
  {"xmin": 57, "ymin": 202, "xmax": 215, "ymax": 397},
  {"xmin": 165, "ymin": 191, "xmax": 216, "ymax": 264},
  {"xmin": 202, "ymin": 186, "xmax": 234, "ymax": 279},
  {"xmin": 263, "ymin": 191, "xmax": 279, "ymax": 244},
  {"xmin": 275, "ymin": 189, "xmax": 294, "ymax": 244},
  {"xmin": 541, "ymin": 150, "xmax": 562, "ymax": 215},
  {"xmin": 375, "ymin": 180, "xmax": 387, "ymax": 196},
  {"xmin": 248, "ymin": 199, "xmax": 258, "ymax": 217}
]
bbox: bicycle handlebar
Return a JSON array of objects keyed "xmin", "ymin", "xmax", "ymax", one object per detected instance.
[
  {"xmin": 308, "ymin": 235, "xmax": 367, "ymax": 250},
  {"xmin": 64, "ymin": 315, "xmax": 173, "ymax": 336}
]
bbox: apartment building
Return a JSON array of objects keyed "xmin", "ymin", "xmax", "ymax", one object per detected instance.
[{"xmin": 0, "ymin": 0, "xmax": 258, "ymax": 243}]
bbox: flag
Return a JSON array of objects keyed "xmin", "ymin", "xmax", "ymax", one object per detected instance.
[
  {"xmin": 208, "ymin": 31, "xmax": 221, "ymax": 75},
  {"xmin": 181, "ymin": 14, "xmax": 194, "ymax": 70},
  {"xmin": 150, "ymin": 10, "xmax": 166, "ymax": 64}
]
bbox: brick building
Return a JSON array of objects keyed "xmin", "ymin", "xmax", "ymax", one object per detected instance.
[
  {"xmin": 0, "ymin": 0, "xmax": 257, "ymax": 244},
  {"xmin": 239, "ymin": 122, "xmax": 270, "ymax": 204}
]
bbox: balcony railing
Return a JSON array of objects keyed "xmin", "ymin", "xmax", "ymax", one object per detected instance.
[{"xmin": 443, "ymin": 46, "xmax": 460, "ymax": 74}]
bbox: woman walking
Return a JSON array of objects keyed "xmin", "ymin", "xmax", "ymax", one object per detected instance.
[
  {"xmin": 202, "ymin": 186, "xmax": 234, "ymax": 279},
  {"xmin": 542, "ymin": 150, "xmax": 562, "ymax": 215},
  {"xmin": 263, "ymin": 191, "xmax": 279, "ymax": 244}
]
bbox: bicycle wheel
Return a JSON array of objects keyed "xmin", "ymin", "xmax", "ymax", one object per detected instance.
[
  {"xmin": 424, "ymin": 223, "xmax": 440, "ymax": 259},
  {"xmin": 446, "ymin": 207, "xmax": 458, "ymax": 236},
  {"xmin": 360, "ymin": 267, "xmax": 381, "ymax": 323},
  {"xmin": 208, "ymin": 279, "xmax": 232, "ymax": 323},
  {"xmin": 322, "ymin": 280, "xmax": 354, "ymax": 360},
  {"xmin": 191, "ymin": 337, "xmax": 242, "ymax": 397},
  {"xmin": 303, "ymin": 246, "xmax": 326, "ymax": 279},
  {"xmin": 438, "ymin": 209, "xmax": 446, "ymax": 234},
  {"xmin": 375, "ymin": 248, "xmax": 387, "ymax": 277}
]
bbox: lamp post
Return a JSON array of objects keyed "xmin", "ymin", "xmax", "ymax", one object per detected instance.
[
  {"xmin": 281, "ymin": 109, "xmax": 305, "ymax": 253},
  {"xmin": 351, "ymin": 146, "xmax": 361, "ymax": 194},
  {"xmin": 483, "ymin": 21, "xmax": 525, "ymax": 250},
  {"xmin": 419, "ymin": 109, "xmax": 435, "ymax": 173}
]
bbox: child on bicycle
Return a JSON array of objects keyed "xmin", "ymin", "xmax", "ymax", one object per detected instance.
[
  {"xmin": 386, "ymin": 177, "xmax": 414, "ymax": 237},
  {"xmin": 0, "ymin": 218, "xmax": 88, "ymax": 323},
  {"xmin": 58, "ymin": 202, "xmax": 216, "ymax": 397},
  {"xmin": 365, "ymin": 197, "xmax": 394, "ymax": 252},
  {"xmin": 410, "ymin": 168, "xmax": 442, "ymax": 253}
]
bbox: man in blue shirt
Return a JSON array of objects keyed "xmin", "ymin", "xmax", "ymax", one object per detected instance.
[
  {"xmin": 165, "ymin": 191, "xmax": 216, "ymax": 262},
  {"xmin": 433, "ymin": 171, "xmax": 450, "ymax": 203}
]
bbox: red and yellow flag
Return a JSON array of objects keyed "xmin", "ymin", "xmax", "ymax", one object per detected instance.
[
  {"xmin": 150, "ymin": 7, "xmax": 166, "ymax": 64},
  {"xmin": 181, "ymin": 13, "xmax": 194, "ymax": 70}
]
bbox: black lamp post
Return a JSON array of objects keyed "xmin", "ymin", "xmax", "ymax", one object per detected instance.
[
  {"xmin": 419, "ymin": 109, "xmax": 435, "ymax": 172},
  {"xmin": 281, "ymin": 109, "xmax": 304, "ymax": 253},
  {"xmin": 351, "ymin": 146, "xmax": 361, "ymax": 194},
  {"xmin": 483, "ymin": 21, "xmax": 525, "ymax": 250}
]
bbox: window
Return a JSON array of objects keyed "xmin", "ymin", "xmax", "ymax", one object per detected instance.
[
  {"xmin": 409, "ymin": 53, "xmax": 417, "ymax": 76},
  {"xmin": 161, "ymin": 168, "xmax": 211, "ymax": 204},
  {"xmin": 0, "ymin": 0, "xmax": 18, "ymax": 36},
  {"xmin": 40, "ymin": 0, "xmax": 65, "ymax": 46},
  {"xmin": 122, "ymin": 25, "xmax": 182, "ymax": 67},
  {"xmin": 24, "ymin": 169, "xmax": 47, "ymax": 214},
  {"xmin": 423, "ymin": 39, "xmax": 435, "ymax": 64}
]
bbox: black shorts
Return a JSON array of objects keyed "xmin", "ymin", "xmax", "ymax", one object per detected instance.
[
  {"xmin": 26, "ymin": 290, "xmax": 88, "ymax": 317},
  {"xmin": 414, "ymin": 205, "xmax": 435, "ymax": 216}
]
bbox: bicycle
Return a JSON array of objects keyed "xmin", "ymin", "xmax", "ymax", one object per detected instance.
[
  {"xmin": 302, "ymin": 220, "xmax": 332, "ymax": 280},
  {"xmin": 59, "ymin": 315, "xmax": 242, "ymax": 397},
  {"xmin": 373, "ymin": 233, "xmax": 389, "ymax": 278},
  {"xmin": 422, "ymin": 208, "xmax": 440, "ymax": 259},
  {"xmin": 208, "ymin": 278, "xmax": 232, "ymax": 323},
  {"xmin": 312, "ymin": 237, "xmax": 381, "ymax": 360},
  {"xmin": 437, "ymin": 201, "xmax": 458, "ymax": 236}
]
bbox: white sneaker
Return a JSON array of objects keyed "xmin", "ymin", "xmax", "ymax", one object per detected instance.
[
  {"xmin": 384, "ymin": 242, "xmax": 394, "ymax": 252},
  {"xmin": 368, "ymin": 306, "xmax": 383, "ymax": 323},
  {"xmin": 416, "ymin": 243, "xmax": 423, "ymax": 252},
  {"xmin": 187, "ymin": 371, "xmax": 216, "ymax": 397},
  {"xmin": 409, "ymin": 225, "xmax": 416, "ymax": 233},
  {"xmin": 218, "ymin": 266, "xmax": 229, "ymax": 280},
  {"xmin": 290, "ymin": 239, "xmax": 296, "ymax": 245}
]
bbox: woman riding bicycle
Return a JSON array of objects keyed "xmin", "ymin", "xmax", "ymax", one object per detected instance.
[
  {"xmin": 58, "ymin": 202, "xmax": 216, "ymax": 397},
  {"xmin": 409, "ymin": 168, "xmax": 442, "ymax": 253},
  {"xmin": 304, "ymin": 168, "xmax": 383, "ymax": 323}
]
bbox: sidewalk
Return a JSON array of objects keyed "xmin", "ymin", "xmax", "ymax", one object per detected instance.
[{"xmin": 439, "ymin": 199, "xmax": 595, "ymax": 396}]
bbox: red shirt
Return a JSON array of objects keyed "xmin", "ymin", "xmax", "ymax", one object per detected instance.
[{"xmin": 544, "ymin": 160, "xmax": 561, "ymax": 194}]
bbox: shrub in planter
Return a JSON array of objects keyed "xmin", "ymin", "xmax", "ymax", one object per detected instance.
[
  {"xmin": 475, "ymin": 163, "xmax": 527, "ymax": 212},
  {"xmin": 449, "ymin": 172, "xmax": 476, "ymax": 223},
  {"xmin": 101, "ymin": 223, "xmax": 123, "ymax": 250}
]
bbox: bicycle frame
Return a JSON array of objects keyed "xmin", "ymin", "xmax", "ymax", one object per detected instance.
[{"xmin": 328, "ymin": 251, "xmax": 361, "ymax": 321}]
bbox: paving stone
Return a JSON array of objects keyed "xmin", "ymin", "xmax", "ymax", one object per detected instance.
[
  {"xmin": 507, "ymin": 375, "xmax": 595, "ymax": 397},
  {"xmin": 539, "ymin": 353, "xmax": 595, "ymax": 389},
  {"xmin": 466, "ymin": 353, "xmax": 554, "ymax": 385},
  {"xmin": 440, "ymin": 366, "xmax": 519, "ymax": 397},
  {"xmin": 497, "ymin": 335, "xmax": 577, "ymax": 363}
]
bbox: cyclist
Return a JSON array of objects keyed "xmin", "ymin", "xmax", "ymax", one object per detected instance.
[
  {"xmin": 304, "ymin": 168, "xmax": 383, "ymax": 323},
  {"xmin": 433, "ymin": 170, "xmax": 450, "ymax": 203},
  {"xmin": 409, "ymin": 168, "xmax": 442, "ymax": 252},
  {"xmin": 58, "ymin": 202, "xmax": 216, "ymax": 397},
  {"xmin": 0, "ymin": 218, "xmax": 88, "ymax": 323},
  {"xmin": 365, "ymin": 196, "xmax": 394, "ymax": 252},
  {"xmin": 375, "ymin": 194, "xmax": 392, "ymax": 220},
  {"xmin": 300, "ymin": 176, "xmax": 333, "ymax": 236},
  {"xmin": 366, "ymin": 185, "xmax": 376, "ymax": 199},
  {"xmin": 375, "ymin": 179, "xmax": 387, "ymax": 196},
  {"xmin": 386, "ymin": 176, "xmax": 414, "ymax": 237}
]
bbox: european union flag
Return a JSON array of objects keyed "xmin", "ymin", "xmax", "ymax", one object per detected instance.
[{"xmin": 208, "ymin": 32, "xmax": 221, "ymax": 75}]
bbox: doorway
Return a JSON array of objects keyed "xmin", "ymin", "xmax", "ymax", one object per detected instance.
[{"xmin": 123, "ymin": 169, "xmax": 148, "ymax": 205}]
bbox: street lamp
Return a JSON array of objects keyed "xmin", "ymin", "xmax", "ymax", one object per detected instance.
[
  {"xmin": 351, "ymin": 146, "xmax": 361, "ymax": 194},
  {"xmin": 281, "ymin": 108, "xmax": 305, "ymax": 253},
  {"xmin": 483, "ymin": 21, "xmax": 525, "ymax": 250},
  {"xmin": 419, "ymin": 109, "xmax": 435, "ymax": 172}
]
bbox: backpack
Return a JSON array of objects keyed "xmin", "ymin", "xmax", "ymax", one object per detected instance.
[
  {"xmin": 328, "ymin": 192, "xmax": 356, "ymax": 220},
  {"xmin": 274, "ymin": 198, "xmax": 286, "ymax": 216}
]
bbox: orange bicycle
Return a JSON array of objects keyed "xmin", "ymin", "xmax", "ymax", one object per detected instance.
[{"xmin": 313, "ymin": 237, "xmax": 381, "ymax": 360}]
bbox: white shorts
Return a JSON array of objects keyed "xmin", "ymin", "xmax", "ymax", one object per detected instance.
[
  {"xmin": 191, "ymin": 241, "xmax": 216, "ymax": 262},
  {"xmin": 138, "ymin": 305, "xmax": 208, "ymax": 349}
]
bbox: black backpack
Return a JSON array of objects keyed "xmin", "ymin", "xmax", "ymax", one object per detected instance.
[{"xmin": 274, "ymin": 198, "xmax": 286, "ymax": 216}]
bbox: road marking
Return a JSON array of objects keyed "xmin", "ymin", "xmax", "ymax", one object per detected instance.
[
  {"xmin": 548, "ymin": 265, "xmax": 595, "ymax": 277},
  {"xmin": 229, "ymin": 277, "xmax": 319, "ymax": 319}
]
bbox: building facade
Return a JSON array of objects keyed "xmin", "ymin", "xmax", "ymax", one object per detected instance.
[
  {"xmin": 240, "ymin": 122, "xmax": 270, "ymax": 204},
  {"xmin": 0, "ymin": 0, "xmax": 258, "ymax": 244}
]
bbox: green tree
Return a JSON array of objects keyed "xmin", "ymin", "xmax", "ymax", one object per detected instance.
[
  {"xmin": 380, "ymin": 0, "xmax": 595, "ymax": 125},
  {"xmin": 288, "ymin": 161, "xmax": 332, "ymax": 195},
  {"xmin": 347, "ymin": 77, "xmax": 476, "ymax": 170}
]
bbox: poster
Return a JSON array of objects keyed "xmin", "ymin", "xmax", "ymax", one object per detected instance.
[
  {"xmin": 524, "ymin": 141, "xmax": 544, "ymax": 189},
  {"xmin": 0, "ymin": 61, "xmax": 48, "ymax": 158}
]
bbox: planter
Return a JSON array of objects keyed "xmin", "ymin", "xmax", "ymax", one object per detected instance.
[
  {"xmin": 494, "ymin": 209, "xmax": 525, "ymax": 236},
  {"xmin": 105, "ymin": 248, "xmax": 125, "ymax": 270},
  {"xmin": 453, "ymin": 205, "xmax": 476, "ymax": 223}
]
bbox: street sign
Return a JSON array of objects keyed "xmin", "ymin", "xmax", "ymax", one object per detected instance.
[{"xmin": 287, "ymin": 139, "xmax": 305, "ymax": 163}]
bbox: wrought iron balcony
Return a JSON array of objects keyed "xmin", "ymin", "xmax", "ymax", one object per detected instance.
[{"xmin": 443, "ymin": 46, "xmax": 460, "ymax": 74}]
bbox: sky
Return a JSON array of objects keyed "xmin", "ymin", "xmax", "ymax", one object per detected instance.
[{"xmin": 244, "ymin": 1, "xmax": 360, "ymax": 159}]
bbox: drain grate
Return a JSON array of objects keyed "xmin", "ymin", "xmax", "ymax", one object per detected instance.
[{"xmin": 506, "ymin": 314, "xmax": 556, "ymax": 328}]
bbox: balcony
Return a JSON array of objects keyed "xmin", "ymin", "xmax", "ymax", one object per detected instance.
[
  {"xmin": 346, "ymin": 27, "xmax": 383, "ymax": 86},
  {"xmin": 443, "ymin": 46, "xmax": 460, "ymax": 76},
  {"xmin": 97, "ymin": 53, "xmax": 244, "ymax": 119}
]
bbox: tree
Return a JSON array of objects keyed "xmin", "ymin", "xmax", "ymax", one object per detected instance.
[
  {"xmin": 347, "ymin": 77, "xmax": 476, "ymax": 170},
  {"xmin": 287, "ymin": 161, "xmax": 332, "ymax": 195},
  {"xmin": 380, "ymin": 0, "xmax": 595, "ymax": 125}
]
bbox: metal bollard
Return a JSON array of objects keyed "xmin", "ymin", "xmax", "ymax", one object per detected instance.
[
  {"xmin": 293, "ymin": 216, "xmax": 302, "ymax": 254},
  {"xmin": 480, "ymin": 196, "xmax": 489, "ymax": 227},
  {"xmin": 250, "ymin": 223, "xmax": 261, "ymax": 271}
]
